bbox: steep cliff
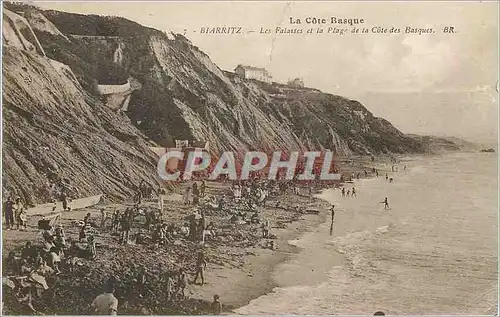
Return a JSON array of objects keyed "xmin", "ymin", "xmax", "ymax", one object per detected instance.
[
  {"xmin": 2, "ymin": 7, "xmax": 161, "ymax": 205},
  {"xmin": 3, "ymin": 4, "xmax": 440, "ymax": 204},
  {"xmin": 31, "ymin": 7, "xmax": 425, "ymax": 155}
]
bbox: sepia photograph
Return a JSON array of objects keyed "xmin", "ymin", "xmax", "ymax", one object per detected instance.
[{"xmin": 1, "ymin": 0, "xmax": 498, "ymax": 315}]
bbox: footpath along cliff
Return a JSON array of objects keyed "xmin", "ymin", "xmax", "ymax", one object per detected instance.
[{"xmin": 2, "ymin": 4, "xmax": 459, "ymax": 205}]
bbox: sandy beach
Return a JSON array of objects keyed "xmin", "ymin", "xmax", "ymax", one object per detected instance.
[
  {"xmin": 2, "ymin": 178, "xmax": 336, "ymax": 314},
  {"xmin": 3, "ymin": 153, "xmax": 497, "ymax": 315},
  {"xmin": 3, "ymin": 1, "xmax": 498, "ymax": 315},
  {"xmin": 1, "ymin": 155, "xmax": 421, "ymax": 315}
]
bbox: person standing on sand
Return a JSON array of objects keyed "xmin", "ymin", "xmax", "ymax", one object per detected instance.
[
  {"xmin": 135, "ymin": 189, "xmax": 143, "ymax": 205},
  {"xmin": 48, "ymin": 246, "xmax": 62, "ymax": 274},
  {"xmin": 164, "ymin": 273, "xmax": 173, "ymax": 302},
  {"xmin": 111, "ymin": 210, "xmax": 120, "ymax": 233},
  {"xmin": 218, "ymin": 195, "xmax": 225, "ymax": 211},
  {"xmin": 158, "ymin": 188, "xmax": 166, "ymax": 213},
  {"xmin": 178, "ymin": 268, "xmax": 188, "ymax": 297},
  {"xmin": 60, "ymin": 189, "xmax": 68, "ymax": 211},
  {"xmin": 381, "ymin": 197, "xmax": 389, "ymax": 209},
  {"xmin": 119, "ymin": 209, "xmax": 131, "ymax": 244},
  {"xmin": 193, "ymin": 252, "xmax": 207, "ymax": 285},
  {"xmin": 193, "ymin": 182, "xmax": 200, "ymax": 205},
  {"xmin": 183, "ymin": 187, "xmax": 192, "ymax": 205},
  {"xmin": 19, "ymin": 208, "xmax": 28, "ymax": 231},
  {"xmin": 352, "ymin": 188, "xmax": 356, "ymax": 197},
  {"xmin": 87, "ymin": 235, "xmax": 97, "ymax": 259},
  {"xmin": 211, "ymin": 294, "xmax": 222, "ymax": 315},
  {"xmin": 341, "ymin": 188, "xmax": 345, "ymax": 197},
  {"xmin": 100, "ymin": 209, "xmax": 107, "ymax": 228},
  {"xmin": 189, "ymin": 214, "xmax": 198, "ymax": 241},
  {"xmin": 136, "ymin": 265, "xmax": 147, "ymax": 297},
  {"xmin": 91, "ymin": 280, "xmax": 118, "ymax": 315},
  {"xmin": 262, "ymin": 219, "xmax": 270, "ymax": 238},
  {"xmin": 385, "ymin": 173, "xmax": 388, "ymax": 182},
  {"xmin": 84, "ymin": 212, "xmax": 92, "ymax": 226},
  {"xmin": 200, "ymin": 180, "xmax": 207, "ymax": 197},
  {"xmin": 54, "ymin": 226, "xmax": 67, "ymax": 254},
  {"xmin": 13, "ymin": 197, "xmax": 24, "ymax": 230},
  {"xmin": 4, "ymin": 196, "xmax": 15, "ymax": 230},
  {"xmin": 329, "ymin": 205, "xmax": 335, "ymax": 236},
  {"xmin": 199, "ymin": 211, "xmax": 207, "ymax": 242},
  {"xmin": 346, "ymin": 189, "xmax": 351, "ymax": 197}
]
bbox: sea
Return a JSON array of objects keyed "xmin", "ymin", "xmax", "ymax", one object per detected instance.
[{"xmin": 235, "ymin": 152, "xmax": 498, "ymax": 315}]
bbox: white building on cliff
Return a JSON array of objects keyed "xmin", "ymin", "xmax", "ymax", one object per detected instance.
[
  {"xmin": 234, "ymin": 65, "xmax": 272, "ymax": 84},
  {"xmin": 288, "ymin": 78, "xmax": 304, "ymax": 88}
]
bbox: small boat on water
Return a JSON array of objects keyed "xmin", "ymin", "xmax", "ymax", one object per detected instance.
[{"xmin": 480, "ymin": 148, "xmax": 495, "ymax": 153}]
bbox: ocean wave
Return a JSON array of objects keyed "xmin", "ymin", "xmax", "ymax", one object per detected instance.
[
  {"xmin": 376, "ymin": 225, "xmax": 390, "ymax": 233},
  {"xmin": 329, "ymin": 223, "xmax": 393, "ymax": 246},
  {"xmin": 287, "ymin": 239, "xmax": 300, "ymax": 247},
  {"xmin": 236, "ymin": 153, "xmax": 496, "ymax": 315}
]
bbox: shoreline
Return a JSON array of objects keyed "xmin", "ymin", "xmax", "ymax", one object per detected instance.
[
  {"xmin": 190, "ymin": 192, "xmax": 331, "ymax": 311},
  {"xmin": 219, "ymin": 155, "xmax": 413, "ymax": 312},
  {"xmin": 227, "ymin": 188, "xmax": 346, "ymax": 314},
  {"xmin": 2, "ymin": 156, "xmax": 398, "ymax": 315},
  {"xmin": 232, "ymin": 153, "xmax": 498, "ymax": 315}
]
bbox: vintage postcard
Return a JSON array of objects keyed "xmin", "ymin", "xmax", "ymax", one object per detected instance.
[{"xmin": 1, "ymin": 0, "xmax": 498, "ymax": 315}]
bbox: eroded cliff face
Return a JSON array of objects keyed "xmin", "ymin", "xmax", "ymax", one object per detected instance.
[
  {"xmin": 2, "ymin": 8, "xmax": 161, "ymax": 205},
  {"xmin": 2, "ymin": 8, "xmax": 45, "ymax": 56},
  {"xmin": 3, "ymin": 4, "xmax": 429, "ymax": 204},
  {"xmin": 30, "ymin": 6, "xmax": 425, "ymax": 155},
  {"xmin": 136, "ymin": 33, "xmax": 424, "ymax": 156}
]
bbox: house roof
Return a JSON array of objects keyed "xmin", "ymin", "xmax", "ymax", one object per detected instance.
[
  {"xmin": 191, "ymin": 140, "xmax": 209, "ymax": 148},
  {"xmin": 235, "ymin": 64, "xmax": 269, "ymax": 73}
]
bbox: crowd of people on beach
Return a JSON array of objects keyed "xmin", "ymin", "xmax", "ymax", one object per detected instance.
[
  {"xmin": 4, "ymin": 214, "xmax": 98, "ymax": 314},
  {"xmin": 2, "ymin": 194, "xmax": 220, "ymax": 315},
  {"xmin": 341, "ymin": 187, "xmax": 357, "ymax": 197},
  {"xmin": 339, "ymin": 162, "xmax": 399, "ymax": 210},
  {"xmin": 2, "ymin": 156, "xmax": 405, "ymax": 315},
  {"xmin": 2, "ymin": 172, "xmax": 309, "ymax": 315}
]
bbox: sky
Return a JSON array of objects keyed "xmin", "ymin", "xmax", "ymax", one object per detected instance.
[{"xmin": 37, "ymin": 1, "xmax": 499, "ymax": 143}]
